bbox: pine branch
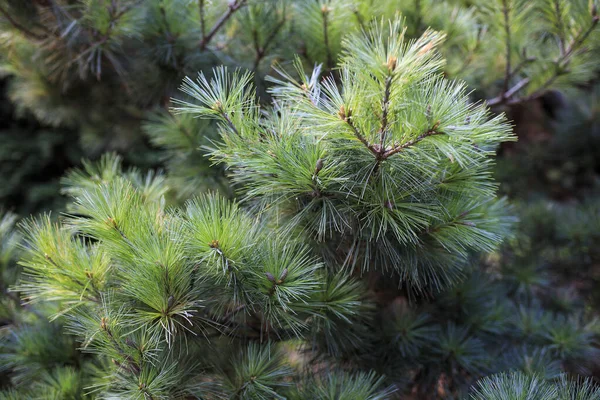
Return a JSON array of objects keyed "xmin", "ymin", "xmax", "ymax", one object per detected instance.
[
  {"xmin": 378, "ymin": 72, "xmax": 395, "ymax": 149},
  {"xmin": 0, "ymin": 5, "xmax": 45, "ymax": 40},
  {"xmin": 353, "ymin": 8, "xmax": 365, "ymax": 31},
  {"xmin": 198, "ymin": 0, "xmax": 206, "ymax": 39},
  {"xmin": 252, "ymin": 16, "xmax": 286, "ymax": 72},
  {"xmin": 490, "ymin": 10, "xmax": 599, "ymax": 106},
  {"xmin": 342, "ymin": 109, "xmax": 377, "ymax": 155},
  {"xmin": 199, "ymin": 0, "xmax": 247, "ymax": 51},
  {"xmin": 321, "ymin": 5, "xmax": 334, "ymax": 71},
  {"xmin": 501, "ymin": 0, "xmax": 512, "ymax": 96},
  {"xmin": 381, "ymin": 125, "xmax": 444, "ymax": 159},
  {"xmin": 488, "ymin": 78, "xmax": 530, "ymax": 106},
  {"xmin": 560, "ymin": 15, "xmax": 599, "ymax": 61},
  {"xmin": 507, "ymin": 54, "xmax": 536, "ymax": 80},
  {"xmin": 218, "ymin": 107, "xmax": 241, "ymax": 136},
  {"xmin": 158, "ymin": 1, "xmax": 174, "ymax": 41},
  {"xmin": 553, "ymin": 0, "xmax": 566, "ymax": 55}
]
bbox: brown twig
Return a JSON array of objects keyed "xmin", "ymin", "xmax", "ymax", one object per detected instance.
[
  {"xmin": 488, "ymin": 78, "xmax": 530, "ymax": 106},
  {"xmin": 343, "ymin": 114, "xmax": 378, "ymax": 155},
  {"xmin": 199, "ymin": 0, "xmax": 247, "ymax": 50},
  {"xmin": 553, "ymin": 0, "xmax": 566, "ymax": 55},
  {"xmin": 252, "ymin": 17, "xmax": 286, "ymax": 72},
  {"xmin": 379, "ymin": 75, "xmax": 394, "ymax": 149},
  {"xmin": 492, "ymin": 16, "xmax": 598, "ymax": 106},
  {"xmin": 218, "ymin": 109, "xmax": 241, "ymax": 136},
  {"xmin": 381, "ymin": 128, "xmax": 444, "ymax": 159},
  {"xmin": 321, "ymin": 5, "xmax": 334, "ymax": 71},
  {"xmin": 501, "ymin": 0, "xmax": 512, "ymax": 96},
  {"xmin": 198, "ymin": 0, "xmax": 206, "ymax": 39},
  {"xmin": 0, "ymin": 5, "xmax": 45, "ymax": 40}
]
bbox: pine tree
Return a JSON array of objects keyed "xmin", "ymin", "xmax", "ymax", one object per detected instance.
[
  {"xmin": 1, "ymin": 0, "xmax": 599, "ymax": 212},
  {"xmin": 1, "ymin": 1, "xmax": 600, "ymax": 399}
]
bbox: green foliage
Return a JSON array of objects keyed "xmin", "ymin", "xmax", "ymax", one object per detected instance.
[
  {"xmin": 471, "ymin": 372, "xmax": 600, "ymax": 400},
  {"xmin": 1, "ymin": 0, "xmax": 598, "ymax": 213},
  {"xmin": 288, "ymin": 370, "xmax": 395, "ymax": 400},
  {"xmin": 14, "ymin": 174, "xmax": 377, "ymax": 397},
  {"xmin": 1, "ymin": 1, "xmax": 600, "ymax": 399},
  {"xmin": 174, "ymin": 17, "xmax": 515, "ymax": 291},
  {"xmin": 143, "ymin": 112, "xmax": 231, "ymax": 200}
]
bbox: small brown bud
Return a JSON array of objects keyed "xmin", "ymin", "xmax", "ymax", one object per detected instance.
[
  {"xmin": 209, "ymin": 239, "xmax": 219, "ymax": 249},
  {"xmin": 100, "ymin": 317, "xmax": 108, "ymax": 331},
  {"xmin": 338, "ymin": 104, "xmax": 346, "ymax": 120},
  {"xmin": 321, "ymin": 5, "xmax": 330, "ymax": 14},
  {"xmin": 432, "ymin": 120, "xmax": 441, "ymax": 130},
  {"xmin": 417, "ymin": 41, "xmax": 434, "ymax": 56},
  {"xmin": 386, "ymin": 56, "xmax": 397, "ymax": 72},
  {"xmin": 592, "ymin": 4, "xmax": 598, "ymax": 18},
  {"xmin": 265, "ymin": 272, "xmax": 276, "ymax": 283},
  {"xmin": 85, "ymin": 270, "xmax": 93, "ymax": 279},
  {"xmin": 212, "ymin": 100, "xmax": 222, "ymax": 111},
  {"xmin": 107, "ymin": 217, "xmax": 117, "ymax": 228},
  {"xmin": 384, "ymin": 200, "xmax": 394, "ymax": 210}
]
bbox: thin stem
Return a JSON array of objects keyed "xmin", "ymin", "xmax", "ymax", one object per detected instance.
[
  {"xmin": 553, "ymin": 0, "xmax": 566, "ymax": 55},
  {"xmin": 508, "ymin": 56, "xmax": 536, "ymax": 81},
  {"xmin": 381, "ymin": 128, "xmax": 444, "ymax": 159},
  {"xmin": 159, "ymin": 1, "xmax": 172, "ymax": 38},
  {"xmin": 198, "ymin": 0, "xmax": 206, "ymax": 39},
  {"xmin": 253, "ymin": 17, "xmax": 286, "ymax": 72},
  {"xmin": 0, "ymin": 5, "xmax": 45, "ymax": 40},
  {"xmin": 501, "ymin": 0, "xmax": 512, "ymax": 95},
  {"xmin": 344, "ymin": 116, "xmax": 378, "ymax": 155},
  {"xmin": 199, "ymin": 0, "xmax": 247, "ymax": 51},
  {"xmin": 456, "ymin": 32, "xmax": 482, "ymax": 73},
  {"xmin": 379, "ymin": 75, "xmax": 394, "ymax": 150},
  {"xmin": 560, "ymin": 16, "xmax": 598, "ymax": 61},
  {"xmin": 251, "ymin": 27, "xmax": 261, "ymax": 70},
  {"xmin": 222, "ymin": 304, "xmax": 246, "ymax": 321},
  {"xmin": 321, "ymin": 6, "xmax": 334, "ymax": 71},
  {"xmin": 495, "ymin": 17, "xmax": 598, "ymax": 106},
  {"xmin": 104, "ymin": 326, "xmax": 141, "ymax": 376},
  {"xmin": 218, "ymin": 109, "xmax": 241, "ymax": 136},
  {"xmin": 353, "ymin": 9, "xmax": 365, "ymax": 31},
  {"xmin": 488, "ymin": 78, "xmax": 530, "ymax": 106}
]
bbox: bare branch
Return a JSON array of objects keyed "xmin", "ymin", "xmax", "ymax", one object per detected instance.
[
  {"xmin": 0, "ymin": 5, "xmax": 45, "ymax": 40},
  {"xmin": 488, "ymin": 78, "xmax": 530, "ymax": 106},
  {"xmin": 321, "ymin": 5, "xmax": 334, "ymax": 71},
  {"xmin": 501, "ymin": 0, "xmax": 512, "ymax": 96},
  {"xmin": 381, "ymin": 127, "xmax": 444, "ymax": 159},
  {"xmin": 199, "ymin": 0, "xmax": 247, "ymax": 51}
]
